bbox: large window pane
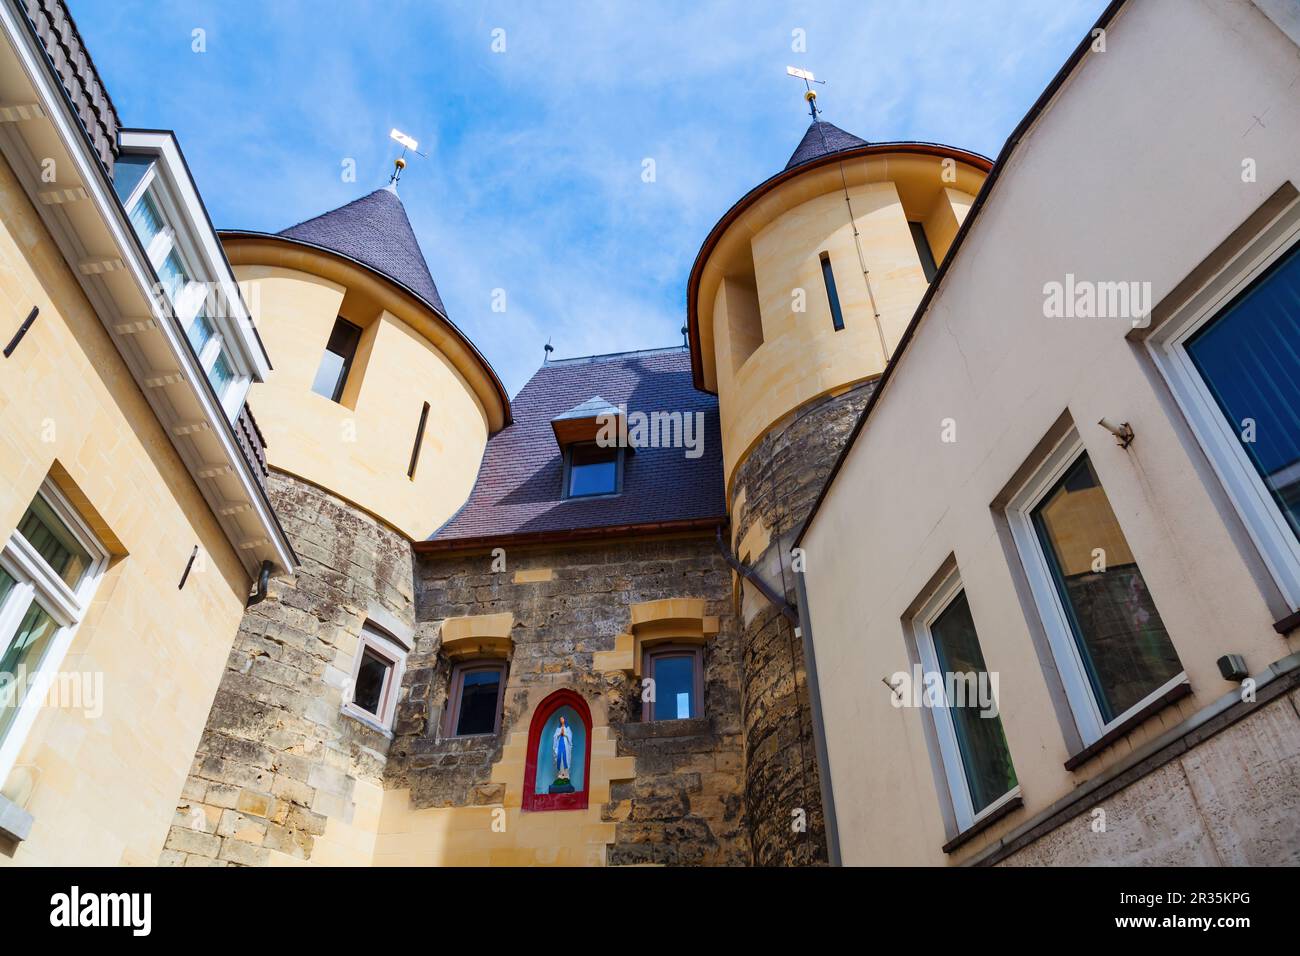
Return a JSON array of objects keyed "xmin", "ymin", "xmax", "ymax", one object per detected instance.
[
  {"xmin": 1032, "ymin": 454, "xmax": 1181, "ymax": 723},
  {"xmin": 455, "ymin": 668, "xmax": 502, "ymax": 735},
  {"xmin": 929, "ymin": 591, "xmax": 1016, "ymax": 814},
  {"xmin": 0, "ymin": 598, "xmax": 58, "ymax": 743},
  {"xmin": 1186, "ymin": 243, "xmax": 1300, "ymax": 541},
  {"xmin": 652, "ymin": 654, "xmax": 696, "ymax": 720},
  {"xmin": 568, "ymin": 443, "xmax": 618, "ymax": 497},
  {"xmin": 18, "ymin": 496, "xmax": 91, "ymax": 589}
]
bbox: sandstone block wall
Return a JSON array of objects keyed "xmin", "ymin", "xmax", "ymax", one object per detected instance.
[
  {"xmin": 996, "ymin": 686, "xmax": 1300, "ymax": 866},
  {"xmin": 728, "ymin": 379, "xmax": 876, "ymax": 866},
  {"xmin": 393, "ymin": 535, "xmax": 750, "ymax": 866},
  {"xmin": 160, "ymin": 472, "xmax": 414, "ymax": 866}
]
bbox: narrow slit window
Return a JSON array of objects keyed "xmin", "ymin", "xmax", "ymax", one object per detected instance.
[
  {"xmin": 909, "ymin": 221, "xmax": 938, "ymax": 282},
  {"xmin": 311, "ymin": 317, "xmax": 363, "ymax": 402},
  {"xmin": 819, "ymin": 252, "xmax": 845, "ymax": 331},
  {"xmin": 407, "ymin": 402, "xmax": 431, "ymax": 479}
]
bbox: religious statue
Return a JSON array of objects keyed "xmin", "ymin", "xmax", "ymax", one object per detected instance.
[{"xmin": 552, "ymin": 714, "xmax": 573, "ymax": 787}]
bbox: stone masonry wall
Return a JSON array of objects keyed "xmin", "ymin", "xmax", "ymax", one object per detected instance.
[
  {"xmin": 995, "ymin": 685, "xmax": 1300, "ymax": 866},
  {"xmin": 390, "ymin": 534, "xmax": 750, "ymax": 866},
  {"xmin": 160, "ymin": 471, "xmax": 415, "ymax": 866},
  {"xmin": 729, "ymin": 379, "xmax": 876, "ymax": 866}
]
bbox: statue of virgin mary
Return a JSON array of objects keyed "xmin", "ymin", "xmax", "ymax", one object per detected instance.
[{"xmin": 552, "ymin": 714, "xmax": 573, "ymax": 782}]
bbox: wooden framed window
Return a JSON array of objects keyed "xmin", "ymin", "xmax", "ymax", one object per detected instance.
[
  {"xmin": 0, "ymin": 479, "xmax": 108, "ymax": 781},
  {"xmin": 563, "ymin": 442, "xmax": 621, "ymax": 498},
  {"xmin": 1007, "ymin": 433, "xmax": 1184, "ymax": 745},
  {"xmin": 342, "ymin": 624, "xmax": 407, "ymax": 733},
  {"xmin": 642, "ymin": 643, "xmax": 704, "ymax": 721},
  {"xmin": 311, "ymin": 317, "xmax": 363, "ymax": 403},
  {"xmin": 444, "ymin": 659, "xmax": 507, "ymax": 737},
  {"xmin": 910, "ymin": 568, "xmax": 1018, "ymax": 832}
]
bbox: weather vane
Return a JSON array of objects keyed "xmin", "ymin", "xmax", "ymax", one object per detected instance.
[
  {"xmin": 786, "ymin": 66, "xmax": 825, "ymax": 121},
  {"xmin": 388, "ymin": 128, "xmax": 426, "ymax": 186}
]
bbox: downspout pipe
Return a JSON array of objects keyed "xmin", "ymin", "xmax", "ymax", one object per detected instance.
[
  {"xmin": 794, "ymin": 568, "xmax": 842, "ymax": 866},
  {"xmin": 715, "ymin": 526, "xmax": 799, "ymax": 624},
  {"xmin": 245, "ymin": 560, "xmax": 272, "ymax": 608}
]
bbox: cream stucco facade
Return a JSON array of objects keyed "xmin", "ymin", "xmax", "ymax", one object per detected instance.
[
  {"xmin": 692, "ymin": 149, "xmax": 987, "ymax": 490},
  {"xmin": 799, "ymin": 0, "xmax": 1300, "ymax": 866},
  {"xmin": 0, "ymin": 154, "xmax": 251, "ymax": 866},
  {"xmin": 223, "ymin": 237, "xmax": 506, "ymax": 541}
]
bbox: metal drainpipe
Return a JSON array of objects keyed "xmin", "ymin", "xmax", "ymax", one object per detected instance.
[
  {"xmin": 717, "ymin": 525, "xmax": 842, "ymax": 864},
  {"xmin": 715, "ymin": 526, "xmax": 799, "ymax": 624},
  {"xmin": 245, "ymin": 560, "xmax": 272, "ymax": 608},
  {"xmin": 794, "ymin": 568, "xmax": 842, "ymax": 866}
]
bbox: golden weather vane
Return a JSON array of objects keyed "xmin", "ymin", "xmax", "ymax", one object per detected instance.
[{"xmin": 786, "ymin": 66, "xmax": 826, "ymax": 121}]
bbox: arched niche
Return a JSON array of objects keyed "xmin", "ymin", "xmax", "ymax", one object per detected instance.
[{"xmin": 522, "ymin": 689, "xmax": 593, "ymax": 812}]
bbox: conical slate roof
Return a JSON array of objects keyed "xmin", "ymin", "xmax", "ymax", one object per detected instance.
[
  {"xmin": 277, "ymin": 185, "xmax": 447, "ymax": 315},
  {"xmin": 784, "ymin": 120, "xmax": 869, "ymax": 170}
]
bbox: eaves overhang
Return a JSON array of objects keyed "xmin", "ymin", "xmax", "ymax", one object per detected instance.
[{"xmin": 0, "ymin": 0, "xmax": 295, "ymax": 577}]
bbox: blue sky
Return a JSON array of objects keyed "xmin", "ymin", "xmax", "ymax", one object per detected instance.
[{"xmin": 72, "ymin": 0, "xmax": 1108, "ymax": 397}]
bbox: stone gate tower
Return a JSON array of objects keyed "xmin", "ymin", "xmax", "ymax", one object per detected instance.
[
  {"xmin": 162, "ymin": 184, "xmax": 513, "ymax": 865},
  {"xmin": 686, "ymin": 117, "xmax": 990, "ymax": 864}
]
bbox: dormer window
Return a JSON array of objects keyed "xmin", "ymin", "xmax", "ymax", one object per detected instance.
[
  {"xmin": 117, "ymin": 149, "xmax": 250, "ymax": 418},
  {"xmin": 566, "ymin": 442, "xmax": 620, "ymax": 498},
  {"xmin": 551, "ymin": 395, "xmax": 625, "ymax": 498}
]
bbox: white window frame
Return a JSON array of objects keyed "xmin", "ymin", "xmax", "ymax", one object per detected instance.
[
  {"xmin": 341, "ymin": 624, "xmax": 408, "ymax": 734},
  {"xmin": 1147, "ymin": 212, "xmax": 1300, "ymax": 611},
  {"xmin": 1007, "ymin": 431, "xmax": 1187, "ymax": 747},
  {"xmin": 910, "ymin": 568, "xmax": 1019, "ymax": 833},
  {"xmin": 0, "ymin": 480, "xmax": 109, "ymax": 782},
  {"xmin": 121, "ymin": 160, "xmax": 252, "ymax": 420}
]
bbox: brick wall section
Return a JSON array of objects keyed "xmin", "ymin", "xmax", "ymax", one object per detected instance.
[
  {"xmin": 729, "ymin": 380, "xmax": 876, "ymax": 866},
  {"xmin": 160, "ymin": 472, "xmax": 414, "ymax": 866},
  {"xmin": 391, "ymin": 535, "xmax": 750, "ymax": 865}
]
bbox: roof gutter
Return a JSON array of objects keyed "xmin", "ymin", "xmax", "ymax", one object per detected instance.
[
  {"xmin": 793, "ymin": 566, "xmax": 842, "ymax": 865},
  {"xmin": 415, "ymin": 515, "xmax": 725, "ymax": 554},
  {"xmin": 793, "ymin": 0, "xmax": 1130, "ymax": 551}
]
